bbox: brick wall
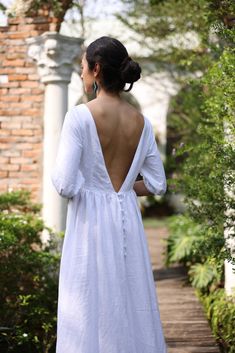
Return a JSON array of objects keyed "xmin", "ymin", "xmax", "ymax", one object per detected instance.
[{"xmin": 0, "ymin": 11, "xmax": 63, "ymax": 202}]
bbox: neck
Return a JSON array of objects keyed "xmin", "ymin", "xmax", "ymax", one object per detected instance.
[{"xmin": 96, "ymin": 87, "xmax": 121, "ymax": 101}]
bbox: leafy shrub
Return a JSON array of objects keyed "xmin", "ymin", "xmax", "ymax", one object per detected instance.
[
  {"xmin": 167, "ymin": 50, "xmax": 234, "ymax": 260},
  {"xmin": 166, "ymin": 4, "xmax": 235, "ymax": 288},
  {"xmin": 0, "ymin": 191, "xmax": 60, "ymax": 353},
  {"xmin": 166, "ymin": 214, "xmax": 223, "ymax": 291},
  {"xmin": 199, "ymin": 289, "xmax": 235, "ymax": 353},
  {"xmin": 167, "ymin": 214, "xmax": 203, "ymax": 265}
]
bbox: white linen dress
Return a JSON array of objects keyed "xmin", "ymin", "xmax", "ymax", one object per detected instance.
[{"xmin": 51, "ymin": 103, "xmax": 168, "ymax": 353}]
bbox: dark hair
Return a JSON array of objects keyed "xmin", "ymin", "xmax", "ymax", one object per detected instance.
[{"xmin": 86, "ymin": 36, "xmax": 141, "ymax": 93}]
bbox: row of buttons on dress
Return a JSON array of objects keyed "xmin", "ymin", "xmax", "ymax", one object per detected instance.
[{"xmin": 118, "ymin": 193, "xmax": 127, "ymax": 258}]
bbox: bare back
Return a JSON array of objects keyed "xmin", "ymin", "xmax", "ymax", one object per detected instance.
[{"xmin": 86, "ymin": 99, "xmax": 145, "ymax": 193}]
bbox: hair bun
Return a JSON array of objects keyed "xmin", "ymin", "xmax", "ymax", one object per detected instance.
[{"xmin": 120, "ymin": 56, "xmax": 141, "ymax": 84}]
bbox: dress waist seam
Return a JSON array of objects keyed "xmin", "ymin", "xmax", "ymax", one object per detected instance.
[{"xmin": 80, "ymin": 186, "xmax": 135, "ymax": 196}]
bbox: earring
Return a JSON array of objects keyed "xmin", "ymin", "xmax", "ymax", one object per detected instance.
[{"xmin": 93, "ymin": 81, "xmax": 98, "ymax": 94}]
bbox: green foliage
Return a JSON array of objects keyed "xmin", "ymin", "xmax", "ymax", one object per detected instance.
[
  {"xmin": 199, "ymin": 289, "xmax": 235, "ymax": 352},
  {"xmin": 0, "ymin": 190, "xmax": 41, "ymax": 213},
  {"xmin": 6, "ymin": 0, "xmax": 74, "ymax": 18},
  {"xmin": 0, "ymin": 191, "xmax": 60, "ymax": 353},
  {"xmin": 170, "ymin": 47, "xmax": 235, "ymax": 258},
  {"xmin": 189, "ymin": 262, "xmax": 220, "ymax": 290},
  {"xmin": 0, "ymin": 2, "xmax": 6, "ymax": 12},
  {"xmin": 167, "ymin": 81, "xmax": 204, "ymax": 144},
  {"xmin": 166, "ymin": 19, "xmax": 234, "ymax": 348},
  {"xmin": 164, "ymin": 0, "xmax": 235, "ymax": 270},
  {"xmin": 30, "ymin": 0, "xmax": 68, "ymax": 17},
  {"xmin": 118, "ymin": 0, "xmax": 235, "ymax": 72},
  {"xmin": 166, "ymin": 214, "xmax": 223, "ymax": 290},
  {"xmin": 167, "ymin": 215, "xmax": 203, "ymax": 265}
]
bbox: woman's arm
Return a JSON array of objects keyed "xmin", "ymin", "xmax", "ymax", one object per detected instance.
[
  {"xmin": 51, "ymin": 107, "xmax": 84, "ymax": 199},
  {"xmin": 136, "ymin": 120, "xmax": 167, "ymax": 196},
  {"xmin": 133, "ymin": 180, "xmax": 154, "ymax": 196}
]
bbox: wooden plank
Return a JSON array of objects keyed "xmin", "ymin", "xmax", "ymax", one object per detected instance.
[{"xmin": 167, "ymin": 347, "xmax": 220, "ymax": 353}]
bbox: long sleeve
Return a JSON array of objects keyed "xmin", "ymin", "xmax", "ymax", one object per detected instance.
[
  {"xmin": 51, "ymin": 107, "xmax": 84, "ymax": 199},
  {"xmin": 140, "ymin": 122, "xmax": 167, "ymax": 195}
]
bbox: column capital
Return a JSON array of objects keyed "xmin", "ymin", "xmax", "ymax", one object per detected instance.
[{"xmin": 26, "ymin": 32, "xmax": 83, "ymax": 84}]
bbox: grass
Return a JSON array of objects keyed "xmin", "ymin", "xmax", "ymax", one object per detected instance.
[{"xmin": 142, "ymin": 216, "xmax": 170, "ymax": 228}]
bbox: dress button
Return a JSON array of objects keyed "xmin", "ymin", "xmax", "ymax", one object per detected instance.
[{"xmin": 118, "ymin": 194, "xmax": 125, "ymax": 202}]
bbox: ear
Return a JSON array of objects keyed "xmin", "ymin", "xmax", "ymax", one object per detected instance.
[{"xmin": 93, "ymin": 62, "xmax": 101, "ymax": 78}]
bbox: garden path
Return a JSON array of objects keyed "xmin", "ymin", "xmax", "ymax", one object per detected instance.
[{"xmin": 145, "ymin": 223, "xmax": 220, "ymax": 353}]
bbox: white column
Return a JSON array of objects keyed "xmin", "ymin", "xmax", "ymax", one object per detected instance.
[
  {"xmin": 225, "ymin": 260, "xmax": 235, "ymax": 295},
  {"xmin": 224, "ymin": 120, "xmax": 235, "ymax": 295},
  {"xmin": 43, "ymin": 82, "xmax": 68, "ymax": 235},
  {"xmin": 27, "ymin": 32, "xmax": 83, "ymax": 240},
  {"xmin": 224, "ymin": 201, "xmax": 235, "ymax": 295}
]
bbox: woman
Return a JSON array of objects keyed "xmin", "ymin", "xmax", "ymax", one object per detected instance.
[{"xmin": 51, "ymin": 36, "xmax": 168, "ymax": 353}]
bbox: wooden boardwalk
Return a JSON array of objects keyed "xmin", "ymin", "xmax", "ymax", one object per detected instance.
[{"xmin": 145, "ymin": 225, "xmax": 220, "ymax": 353}]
